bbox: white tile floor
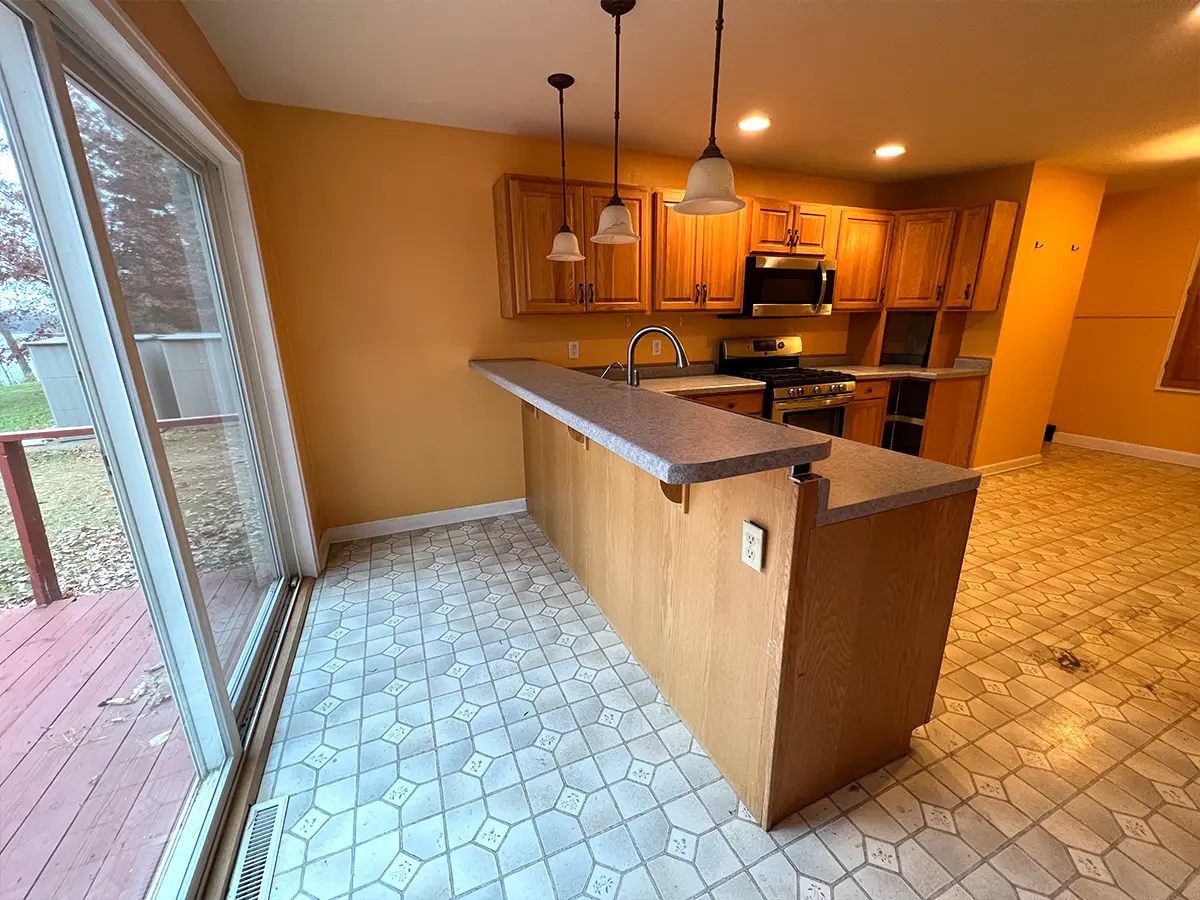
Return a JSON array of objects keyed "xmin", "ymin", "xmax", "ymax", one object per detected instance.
[{"xmin": 259, "ymin": 445, "xmax": 1200, "ymax": 900}]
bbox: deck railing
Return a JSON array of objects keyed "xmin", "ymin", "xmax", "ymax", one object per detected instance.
[{"xmin": 0, "ymin": 414, "xmax": 236, "ymax": 606}]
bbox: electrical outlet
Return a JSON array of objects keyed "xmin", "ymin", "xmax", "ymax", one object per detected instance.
[
  {"xmin": 742, "ymin": 521, "xmax": 765, "ymax": 572},
  {"xmin": 567, "ymin": 341, "xmax": 579, "ymax": 360},
  {"xmin": 651, "ymin": 339, "xmax": 662, "ymax": 356}
]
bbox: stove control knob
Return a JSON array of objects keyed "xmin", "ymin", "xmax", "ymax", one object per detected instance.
[{"xmin": 812, "ymin": 385, "xmax": 823, "ymax": 394}]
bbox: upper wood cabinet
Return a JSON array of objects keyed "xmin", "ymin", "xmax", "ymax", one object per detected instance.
[
  {"xmin": 748, "ymin": 199, "xmax": 834, "ymax": 256},
  {"xmin": 944, "ymin": 200, "xmax": 1019, "ymax": 312},
  {"xmin": 884, "ymin": 209, "xmax": 958, "ymax": 310},
  {"xmin": 654, "ymin": 191, "xmax": 748, "ymax": 312},
  {"xmin": 832, "ymin": 209, "xmax": 894, "ymax": 310},
  {"xmin": 495, "ymin": 175, "xmax": 651, "ymax": 317},
  {"xmin": 582, "ymin": 185, "xmax": 653, "ymax": 313}
]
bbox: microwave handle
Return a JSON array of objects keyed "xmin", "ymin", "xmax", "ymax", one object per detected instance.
[{"xmin": 816, "ymin": 260, "xmax": 829, "ymax": 309}]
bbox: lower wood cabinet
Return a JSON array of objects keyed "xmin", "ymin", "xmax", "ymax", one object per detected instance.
[
  {"xmin": 920, "ymin": 377, "xmax": 983, "ymax": 467},
  {"xmin": 845, "ymin": 397, "xmax": 887, "ymax": 446},
  {"xmin": 689, "ymin": 390, "xmax": 765, "ymax": 415}
]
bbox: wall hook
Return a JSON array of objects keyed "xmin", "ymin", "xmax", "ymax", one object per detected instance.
[
  {"xmin": 1034, "ymin": 241, "xmax": 1044, "ymax": 249},
  {"xmin": 1071, "ymin": 244, "xmax": 1080, "ymax": 252}
]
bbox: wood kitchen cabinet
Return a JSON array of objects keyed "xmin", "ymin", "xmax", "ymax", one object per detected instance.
[
  {"xmin": 944, "ymin": 200, "xmax": 1019, "ymax": 311},
  {"xmin": 845, "ymin": 396, "xmax": 887, "ymax": 446},
  {"xmin": 920, "ymin": 377, "xmax": 984, "ymax": 468},
  {"xmin": 832, "ymin": 209, "xmax": 894, "ymax": 310},
  {"xmin": 690, "ymin": 390, "xmax": 765, "ymax": 415},
  {"xmin": 653, "ymin": 191, "xmax": 748, "ymax": 312},
  {"xmin": 495, "ymin": 175, "xmax": 651, "ymax": 317},
  {"xmin": 884, "ymin": 209, "xmax": 958, "ymax": 310},
  {"xmin": 748, "ymin": 199, "xmax": 835, "ymax": 256}
]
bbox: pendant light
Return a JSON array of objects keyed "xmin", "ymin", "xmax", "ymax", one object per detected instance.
[
  {"xmin": 592, "ymin": 0, "xmax": 639, "ymax": 244},
  {"xmin": 546, "ymin": 73, "xmax": 586, "ymax": 262},
  {"xmin": 674, "ymin": 0, "xmax": 746, "ymax": 216}
]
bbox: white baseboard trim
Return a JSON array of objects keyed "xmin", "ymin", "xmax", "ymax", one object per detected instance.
[
  {"xmin": 1052, "ymin": 432, "xmax": 1200, "ymax": 468},
  {"xmin": 318, "ymin": 498, "xmax": 529, "ymax": 561},
  {"xmin": 973, "ymin": 454, "xmax": 1044, "ymax": 476}
]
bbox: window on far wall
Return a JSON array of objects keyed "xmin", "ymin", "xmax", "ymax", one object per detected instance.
[{"xmin": 1160, "ymin": 240, "xmax": 1200, "ymax": 391}]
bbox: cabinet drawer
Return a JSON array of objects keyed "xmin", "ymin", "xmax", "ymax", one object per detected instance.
[
  {"xmin": 853, "ymin": 379, "xmax": 890, "ymax": 400},
  {"xmin": 691, "ymin": 391, "xmax": 765, "ymax": 415}
]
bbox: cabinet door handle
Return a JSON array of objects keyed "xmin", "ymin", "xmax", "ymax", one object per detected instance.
[
  {"xmin": 936, "ymin": 284, "xmax": 943, "ymax": 302},
  {"xmin": 786, "ymin": 228, "xmax": 795, "ymax": 247},
  {"xmin": 701, "ymin": 284, "xmax": 709, "ymax": 303},
  {"xmin": 588, "ymin": 283, "xmax": 595, "ymax": 304},
  {"xmin": 964, "ymin": 283, "xmax": 971, "ymax": 302},
  {"xmin": 577, "ymin": 283, "xmax": 584, "ymax": 304},
  {"xmin": 879, "ymin": 287, "xmax": 886, "ymax": 303},
  {"xmin": 694, "ymin": 283, "xmax": 701, "ymax": 304}
]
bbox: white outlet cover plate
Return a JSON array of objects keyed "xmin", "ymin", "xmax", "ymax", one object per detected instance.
[
  {"xmin": 567, "ymin": 341, "xmax": 579, "ymax": 359},
  {"xmin": 742, "ymin": 521, "xmax": 765, "ymax": 572}
]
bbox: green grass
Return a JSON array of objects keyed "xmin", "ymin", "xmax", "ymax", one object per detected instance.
[{"xmin": 0, "ymin": 380, "xmax": 54, "ymax": 433}]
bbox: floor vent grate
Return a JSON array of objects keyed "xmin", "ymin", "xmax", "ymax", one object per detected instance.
[{"xmin": 227, "ymin": 796, "xmax": 287, "ymax": 900}]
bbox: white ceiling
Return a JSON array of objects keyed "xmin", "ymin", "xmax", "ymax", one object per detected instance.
[{"xmin": 183, "ymin": 0, "xmax": 1200, "ymax": 183}]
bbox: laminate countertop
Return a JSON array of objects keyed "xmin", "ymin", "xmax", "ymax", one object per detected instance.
[
  {"xmin": 810, "ymin": 437, "xmax": 981, "ymax": 525},
  {"xmin": 470, "ymin": 359, "xmax": 981, "ymax": 520},
  {"xmin": 837, "ymin": 364, "xmax": 989, "ymax": 381},
  {"xmin": 470, "ymin": 359, "xmax": 829, "ymax": 484}
]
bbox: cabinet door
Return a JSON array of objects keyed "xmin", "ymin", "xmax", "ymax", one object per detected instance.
[
  {"xmin": 944, "ymin": 205, "xmax": 989, "ymax": 309},
  {"xmin": 845, "ymin": 397, "xmax": 887, "ymax": 446},
  {"xmin": 508, "ymin": 178, "xmax": 586, "ymax": 314},
  {"xmin": 654, "ymin": 191, "xmax": 702, "ymax": 311},
  {"xmin": 690, "ymin": 390, "xmax": 764, "ymax": 415},
  {"xmin": 584, "ymin": 186, "xmax": 652, "ymax": 313},
  {"xmin": 748, "ymin": 198, "xmax": 794, "ymax": 253},
  {"xmin": 884, "ymin": 210, "xmax": 957, "ymax": 309},
  {"xmin": 969, "ymin": 200, "xmax": 1019, "ymax": 312},
  {"xmin": 832, "ymin": 209, "xmax": 893, "ymax": 309},
  {"xmin": 792, "ymin": 204, "xmax": 834, "ymax": 255},
  {"xmin": 699, "ymin": 204, "xmax": 747, "ymax": 310}
]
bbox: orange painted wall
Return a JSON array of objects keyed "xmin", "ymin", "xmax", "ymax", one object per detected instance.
[
  {"xmin": 246, "ymin": 102, "xmax": 883, "ymax": 530},
  {"xmin": 969, "ymin": 163, "xmax": 1107, "ymax": 467},
  {"xmin": 1048, "ymin": 178, "xmax": 1200, "ymax": 453}
]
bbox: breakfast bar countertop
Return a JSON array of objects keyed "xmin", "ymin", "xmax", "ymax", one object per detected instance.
[{"xmin": 469, "ymin": 358, "xmax": 830, "ymax": 484}]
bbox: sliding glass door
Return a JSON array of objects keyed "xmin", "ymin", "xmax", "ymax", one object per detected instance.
[{"xmin": 0, "ymin": 2, "xmax": 299, "ymax": 897}]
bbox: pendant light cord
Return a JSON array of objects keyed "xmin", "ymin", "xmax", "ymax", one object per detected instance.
[
  {"xmin": 707, "ymin": 0, "xmax": 724, "ymax": 150},
  {"xmin": 611, "ymin": 12, "xmax": 622, "ymax": 203},
  {"xmin": 557, "ymin": 86, "xmax": 568, "ymax": 228}
]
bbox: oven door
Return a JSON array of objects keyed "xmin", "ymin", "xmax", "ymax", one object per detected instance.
[
  {"xmin": 771, "ymin": 394, "xmax": 852, "ymax": 436},
  {"xmin": 743, "ymin": 256, "xmax": 835, "ymax": 317}
]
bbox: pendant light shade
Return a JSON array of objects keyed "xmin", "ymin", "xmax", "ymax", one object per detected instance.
[
  {"xmin": 592, "ymin": 201, "xmax": 639, "ymax": 244},
  {"xmin": 546, "ymin": 73, "xmax": 586, "ymax": 261},
  {"xmin": 592, "ymin": 0, "xmax": 639, "ymax": 245},
  {"xmin": 548, "ymin": 224, "xmax": 585, "ymax": 261},
  {"xmin": 675, "ymin": 0, "xmax": 746, "ymax": 216}
]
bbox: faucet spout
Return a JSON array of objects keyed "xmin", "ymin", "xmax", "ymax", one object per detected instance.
[{"xmin": 626, "ymin": 326, "xmax": 689, "ymax": 386}]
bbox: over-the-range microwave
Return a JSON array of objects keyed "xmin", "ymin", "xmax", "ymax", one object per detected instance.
[{"xmin": 722, "ymin": 255, "xmax": 835, "ymax": 318}]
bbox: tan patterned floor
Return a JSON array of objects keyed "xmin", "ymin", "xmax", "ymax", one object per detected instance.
[{"xmin": 262, "ymin": 444, "xmax": 1200, "ymax": 900}]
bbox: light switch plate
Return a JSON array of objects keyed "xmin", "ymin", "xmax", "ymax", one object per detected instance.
[
  {"xmin": 742, "ymin": 521, "xmax": 765, "ymax": 572},
  {"xmin": 567, "ymin": 341, "xmax": 579, "ymax": 360}
]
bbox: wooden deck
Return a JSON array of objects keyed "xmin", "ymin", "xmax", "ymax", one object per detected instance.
[{"xmin": 0, "ymin": 589, "xmax": 194, "ymax": 900}]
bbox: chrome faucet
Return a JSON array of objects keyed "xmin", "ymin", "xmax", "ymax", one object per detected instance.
[{"xmin": 626, "ymin": 326, "xmax": 689, "ymax": 387}]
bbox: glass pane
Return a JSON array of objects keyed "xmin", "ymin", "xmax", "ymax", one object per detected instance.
[
  {"xmin": 1, "ymin": 105, "xmax": 195, "ymax": 900},
  {"xmin": 65, "ymin": 80, "xmax": 280, "ymax": 682}
]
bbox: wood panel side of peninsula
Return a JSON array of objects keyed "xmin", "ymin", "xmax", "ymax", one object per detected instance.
[{"xmin": 520, "ymin": 403, "xmax": 975, "ymax": 827}]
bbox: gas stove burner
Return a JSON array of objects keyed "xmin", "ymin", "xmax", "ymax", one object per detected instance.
[{"xmin": 755, "ymin": 368, "xmax": 853, "ymax": 387}]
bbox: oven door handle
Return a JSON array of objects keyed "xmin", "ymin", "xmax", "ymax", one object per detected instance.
[{"xmin": 773, "ymin": 394, "xmax": 855, "ymax": 414}]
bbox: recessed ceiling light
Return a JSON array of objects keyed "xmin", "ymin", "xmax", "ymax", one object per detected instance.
[
  {"xmin": 875, "ymin": 143, "xmax": 906, "ymax": 158},
  {"xmin": 738, "ymin": 116, "xmax": 771, "ymax": 132}
]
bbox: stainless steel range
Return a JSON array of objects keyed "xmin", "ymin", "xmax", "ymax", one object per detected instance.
[{"xmin": 718, "ymin": 336, "xmax": 856, "ymax": 436}]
